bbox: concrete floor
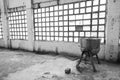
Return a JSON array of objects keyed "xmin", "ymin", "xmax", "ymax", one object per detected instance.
[{"xmin": 0, "ymin": 48, "xmax": 120, "ymax": 80}]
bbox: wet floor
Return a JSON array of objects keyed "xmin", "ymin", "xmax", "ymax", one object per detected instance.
[{"xmin": 0, "ymin": 48, "xmax": 120, "ymax": 80}]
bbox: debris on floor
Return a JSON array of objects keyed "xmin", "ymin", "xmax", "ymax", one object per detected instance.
[{"xmin": 0, "ymin": 49, "xmax": 120, "ymax": 80}]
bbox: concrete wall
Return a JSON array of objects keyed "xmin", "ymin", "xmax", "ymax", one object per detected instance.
[
  {"xmin": 0, "ymin": 40, "xmax": 5, "ymax": 47},
  {"xmin": 105, "ymin": 0, "xmax": 120, "ymax": 62},
  {"xmin": 8, "ymin": 0, "xmax": 26, "ymax": 8},
  {"xmin": 0, "ymin": 0, "xmax": 119, "ymax": 61}
]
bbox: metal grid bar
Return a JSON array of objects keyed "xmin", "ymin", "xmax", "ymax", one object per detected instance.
[
  {"xmin": 33, "ymin": 0, "xmax": 107, "ymax": 43},
  {"xmin": 8, "ymin": 6, "xmax": 28, "ymax": 40}
]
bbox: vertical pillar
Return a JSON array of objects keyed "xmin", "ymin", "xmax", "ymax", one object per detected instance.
[
  {"xmin": 26, "ymin": 0, "xmax": 34, "ymax": 51},
  {"xmin": 0, "ymin": 0, "xmax": 10, "ymax": 48},
  {"xmin": 105, "ymin": 0, "xmax": 120, "ymax": 61}
]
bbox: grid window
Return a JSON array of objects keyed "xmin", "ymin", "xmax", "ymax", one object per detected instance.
[
  {"xmin": 8, "ymin": 6, "xmax": 28, "ymax": 40},
  {"xmin": 33, "ymin": 0, "xmax": 107, "ymax": 43},
  {"xmin": 0, "ymin": 11, "xmax": 3, "ymax": 39}
]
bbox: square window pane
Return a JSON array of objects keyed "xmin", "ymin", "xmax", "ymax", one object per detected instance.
[
  {"xmin": 69, "ymin": 4, "xmax": 73, "ymax": 8},
  {"xmin": 99, "ymin": 32, "xmax": 104, "ymax": 37},
  {"xmin": 64, "ymin": 37, "xmax": 68, "ymax": 41},
  {"xmin": 54, "ymin": 6, "xmax": 58, "ymax": 10},
  {"xmin": 93, "ymin": 13, "xmax": 98, "ymax": 18},
  {"xmin": 42, "ymin": 8, "xmax": 45, "ymax": 12},
  {"xmin": 69, "ymin": 37, "xmax": 73, "ymax": 42},
  {"xmin": 55, "ymin": 32, "xmax": 58, "ymax": 36},
  {"xmin": 93, "ymin": 6, "xmax": 98, "ymax": 12},
  {"xmin": 43, "ymin": 32, "xmax": 46, "ymax": 36},
  {"xmin": 99, "ymin": 25, "xmax": 104, "ymax": 31},
  {"xmin": 64, "ymin": 16, "xmax": 68, "ymax": 20},
  {"xmin": 46, "ymin": 27, "xmax": 49, "ymax": 31},
  {"xmin": 55, "ymin": 12, "xmax": 58, "ymax": 16},
  {"xmin": 64, "ymin": 21, "xmax": 68, "ymax": 25},
  {"xmin": 74, "ymin": 3, "xmax": 79, "ymax": 8},
  {"xmin": 74, "ymin": 9, "xmax": 79, "ymax": 14},
  {"xmin": 55, "ymin": 27, "xmax": 58, "ymax": 31},
  {"xmin": 69, "ymin": 10, "xmax": 73, "ymax": 14},
  {"xmin": 76, "ymin": 21, "xmax": 82, "ymax": 25},
  {"xmin": 83, "ymin": 20, "xmax": 90, "ymax": 25},
  {"xmin": 69, "ymin": 21, "xmax": 75, "ymax": 25},
  {"xmin": 46, "ymin": 23, "xmax": 49, "ymax": 26},
  {"xmin": 34, "ymin": 9, "xmax": 38, "ymax": 13},
  {"xmin": 59, "ymin": 16, "xmax": 63, "ymax": 20},
  {"xmin": 64, "ymin": 32, "xmax": 68, "ymax": 36},
  {"xmin": 85, "ymin": 32, "xmax": 90, "ymax": 37},
  {"xmin": 76, "ymin": 15, "xmax": 83, "ymax": 20},
  {"xmin": 83, "ymin": 26, "xmax": 90, "ymax": 31},
  {"xmin": 55, "ymin": 22, "xmax": 58, "ymax": 26},
  {"xmin": 80, "ymin": 8, "xmax": 85, "ymax": 13},
  {"xmin": 69, "ymin": 15, "xmax": 75, "ymax": 20},
  {"xmin": 64, "ymin": 27, "xmax": 68, "ymax": 31},
  {"xmin": 55, "ymin": 37, "xmax": 58, "ymax": 41},
  {"xmin": 50, "ymin": 7, "xmax": 53, "ymax": 11},
  {"xmin": 92, "ymin": 26, "xmax": 97, "ymax": 31},
  {"xmin": 100, "ymin": 38, "xmax": 104, "ymax": 43},
  {"xmin": 69, "ymin": 32, "xmax": 73, "ymax": 36},
  {"xmin": 34, "ymin": 14, "xmax": 37, "ymax": 18},
  {"xmin": 80, "ymin": 2, "xmax": 85, "ymax": 7},
  {"xmin": 51, "ymin": 37, "xmax": 54, "ymax": 41},
  {"xmin": 100, "ymin": 5, "xmax": 106, "ymax": 11},
  {"xmin": 43, "ymin": 37, "xmax": 46, "ymax": 40},
  {"xmin": 59, "ymin": 11, "xmax": 63, "ymax": 15},
  {"xmin": 51, "ymin": 32, "xmax": 54, "ymax": 36},
  {"xmin": 64, "ymin": 10, "xmax": 68, "ymax": 15},
  {"xmin": 59, "ymin": 21, "xmax": 63, "ymax": 26},
  {"xmin": 46, "ymin": 13, "xmax": 49, "ymax": 17},
  {"xmin": 59, "ymin": 5, "xmax": 63, "ymax": 10},
  {"xmin": 59, "ymin": 32, "xmax": 63, "ymax": 36},
  {"xmin": 91, "ymin": 32, "xmax": 97, "ymax": 37},
  {"xmin": 99, "ymin": 19, "xmax": 105, "ymax": 24},
  {"xmin": 59, "ymin": 27, "xmax": 63, "ymax": 31},
  {"xmin": 99, "ymin": 12, "xmax": 106, "ymax": 18},
  {"xmin": 80, "ymin": 32, "xmax": 84, "ymax": 37},
  {"xmin": 100, "ymin": 0, "xmax": 106, "ymax": 4},
  {"xmin": 46, "ymin": 8, "xmax": 49, "ymax": 12},
  {"xmin": 36, "ymin": 36, "xmax": 38, "ymax": 40},
  {"xmin": 50, "ymin": 27, "xmax": 54, "ymax": 31},
  {"xmin": 92, "ymin": 20, "xmax": 98, "ymax": 25},
  {"xmin": 74, "ymin": 32, "xmax": 78, "ymax": 36},
  {"xmin": 74, "ymin": 38, "xmax": 78, "ymax": 42},
  {"xmin": 38, "ymin": 36, "xmax": 41, "ymax": 40},
  {"xmin": 59, "ymin": 37, "xmax": 63, "ymax": 41},
  {"xmin": 38, "ymin": 18, "xmax": 41, "ymax": 22},
  {"xmin": 84, "ymin": 14, "xmax": 90, "ymax": 19},
  {"xmin": 64, "ymin": 5, "xmax": 68, "ymax": 9},
  {"xmin": 55, "ymin": 17, "xmax": 58, "ymax": 21},
  {"xmin": 93, "ymin": 0, "xmax": 99, "ymax": 5},
  {"xmin": 50, "ymin": 12, "xmax": 53, "ymax": 16},
  {"xmin": 87, "ymin": 1, "xmax": 92, "ymax": 6}
]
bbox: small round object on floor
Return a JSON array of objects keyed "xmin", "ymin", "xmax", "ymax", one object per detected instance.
[{"xmin": 65, "ymin": 68, "xmax": 71, "ymax": 74}]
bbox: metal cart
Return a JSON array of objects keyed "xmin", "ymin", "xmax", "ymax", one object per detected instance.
[{"xmin": 76, "ymin": 38, "xmax": 101, "ymax": 72}]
